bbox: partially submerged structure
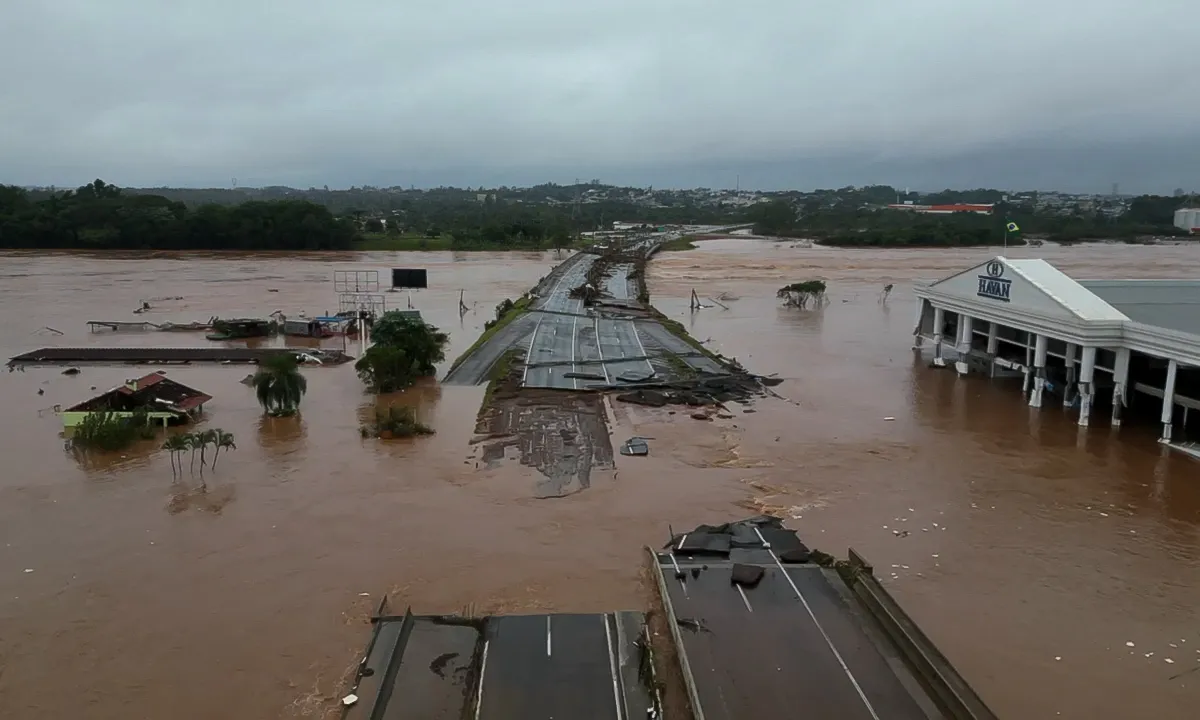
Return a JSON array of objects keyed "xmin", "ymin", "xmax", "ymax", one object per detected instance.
[
  {"xmin": 653, "ymin": 517, "xmax": 995, "ymax": 719},
  {"xmin": 914, "ymin": 256, "xmax": 1200, "ymax": 453},
  {"xmin": 343, "ymin": 517, "xmax": 995, "ymax": 720},
  {"xmin": 206, "ymin": 318, "xmax": 271, "ymax": 341},
  {"xmin": 58, "ymin": 371, "xmax": 211, "ymax": 428},
  {"xmin": 10, "ymin": 346, "xmax": 354, "ymax": 366}
]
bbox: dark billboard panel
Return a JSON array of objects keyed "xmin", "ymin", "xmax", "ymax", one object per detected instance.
[{"xmin": 391, "ymin": 269, "xmax": 428, "ymax": 289}]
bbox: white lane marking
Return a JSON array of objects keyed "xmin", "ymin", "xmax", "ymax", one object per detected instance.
[
  {"xmin": 604, "ymin": 614, "xmax": 626, "ymax": 720},
  {"xmin": 570, "ymin": 314, "xmax": 579, "ymax": 390},
  {"xmin": 666, "ymin": 549, "xmax": 689, "ymax": 598},
  {"xmin": 521, "ymin": 312, "xmax": 545, "ymax": 385},
  {"xmin": 472, "ymin": 639, "xmax": 490, "ymax": 720},
  {"xmin": 754, "ymin": 528, "xmax": 882, "ymax": 720},
  {"xmin": 594, "ymin": 316, "xmax": 611, "ymax": 384},
  {"xmin": 629, "ymin": 320, "xmax": 654, "ymax": 376},
  {"xmin": 736, "ymin": 585, "xmax": 754, "ymax": 613},
  {"xmin": 546, "ymin": 615, "xmax": 552, "ymax": 656},
  {"xmin": 542, "ymin": 255, "xmax": 577, "ymax": 309}
]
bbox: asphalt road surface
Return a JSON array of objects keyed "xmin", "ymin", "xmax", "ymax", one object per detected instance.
[
  {"xmin": 348, "ymin": 613, "xmax": 654, "ymax": 719},
  {"xmin": 659, "ymin": 557, "xmax": 933, "ymax": 720},
  {"xmin": 523, "ymin": 272, "xmax": 660, "ymax": 390},
  {"xmin": 523, "ymin": 236, "xmax": 714, "ymax": 390},
  {"xmin": 445, "ymin": 231, "xmax": 729, "ymax": 388}
]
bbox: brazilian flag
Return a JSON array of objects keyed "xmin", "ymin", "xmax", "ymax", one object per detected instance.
[{"xmin": 1006, "ymin": 221, "xmax": 1020, "ymax": 233}]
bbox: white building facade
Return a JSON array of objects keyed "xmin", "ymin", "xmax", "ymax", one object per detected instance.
[
  {"xmin": 913, "ymin": 257, "xmax": 1200, "ymax": 451},
  {"xmin": 1174, "ymin": 208, "xmax": 1200, "ymax": 233}
]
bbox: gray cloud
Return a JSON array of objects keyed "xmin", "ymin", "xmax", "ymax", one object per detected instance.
[{"xmin": 2, "ymin": 0, "xmax": 1197, "ymax": 191}]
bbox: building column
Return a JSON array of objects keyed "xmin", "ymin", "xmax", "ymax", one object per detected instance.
[
  {"xmin": 1111, "ymin": 348, "xmax": 1130, "ymax": 427},
  {"xmin": 1161, "ymin": 359, "xmax": 1178, "ymax": 443},
  {"xmin": 1029, "ymin": 334, "xmax": 1049, "ymax": 408},
  {"xmin": 932, "ymin": 307, "xmax": 946, "ymax": 367},
  {"xmin": 912, "ymin": 298, "xmax": 926, "ymax": 349},
  {"xmin": 955, "ymin": 315, "xmax": 974, "ymax": 375},
  {"xmin": 1076, "ymin": 346, "xmax": 1096, "ymax": 426},
  {"xmin": 1022, "ymin": 333, "xmax": 1033, "ymax": 393},
  {"xmin": 1062, "ymin": 343, "xmax": 1078, "ymax": 407},
  {"xmin": 986, "ymin": 322, "xmax": 999, "ymax": 378}
]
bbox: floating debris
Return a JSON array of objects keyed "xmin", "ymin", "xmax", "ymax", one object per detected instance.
[{"xmin": 620, "ymin": 437, "xmax": 650, "ymax": 456}]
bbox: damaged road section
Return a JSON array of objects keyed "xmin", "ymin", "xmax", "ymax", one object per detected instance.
[
  {"xmin": 651, "ymin": 517, "xmax": 999, "ymax": 720},
  {"xmin": 473, "ymin": 364, "xmax": 613, "ymax": 498},
  {"xmin": 452, "ymin": 234, "xmax": 776, "ymax": 498},
  {"xmin": 445, "ymin": 237, "xmax": 734, "ymax": 390},
  {"xmin": 343, "ymin": 603, "xmax": 659, "ymax": 720}
]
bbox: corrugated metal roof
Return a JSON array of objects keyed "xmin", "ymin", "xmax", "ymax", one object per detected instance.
[
  {"xmin": 116, "ymin": 372, "xmax": 168, "ymax": 394},
  {"xmin": 1003, "ymin": 258, "xmax": 1129, "ymax": 322},
  {"xmin": 1079, "ymin": 279, "xmax": 1200, "ymax": 336}
]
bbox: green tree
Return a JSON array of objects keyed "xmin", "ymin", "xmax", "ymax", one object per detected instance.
[
  {"xmin": 197, "ymin": 428, "xmax": 217, "ymax": 468},
  {"xmin": 356, "ymin": 313, "xmax": 450, "ymax": 392},
  {"xmin": 0, "ymin": 180, "xmax": 358, "ymax": 251},
  {"xmin": 750, "ymin": 199, "xmax": 799, "ymax": 235},
  {"xmin": 183, "ymin": 432, "xmax": 200, "ymax": 473},
  {"xmin": 211, "ymin": 430, "xmax": 237, "ymax": 469},
  {"xmin": 252, "ymin": 354, "xmax": 308, "ymax": 416},
  {"xmin": 162, "ymin": 434, "xmax": 190, "ymax": 477}
]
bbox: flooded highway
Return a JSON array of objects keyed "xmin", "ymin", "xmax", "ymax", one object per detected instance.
[{"xmin": 1, "ymin": 243, "xmax": 1198, "ymax": 719}]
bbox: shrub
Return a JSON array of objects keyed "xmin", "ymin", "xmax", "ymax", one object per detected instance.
[
  {"xmin": 361, "ymin": 406, "xmax": 434, "ymax": 439},
  {"xmin": 70, "ymin": 410, "xmax": 156, "ymax": 452}
]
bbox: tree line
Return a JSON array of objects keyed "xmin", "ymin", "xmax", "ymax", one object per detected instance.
[
  {"xmin": 0, "ymin": 180, "xmax": 357, "ymax": 250},
  {"xmin": 5, "ymin": 178, "xmax": 1194, "ymax": 251},
  {"xmin": 748, "ymin": 195, "xmax": 1193, "ymax": 247},
  {"xmin": 355, "ymin": 194, "xmax": 736, "ymax": 249}
]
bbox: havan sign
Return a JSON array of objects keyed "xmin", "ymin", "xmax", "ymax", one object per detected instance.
[{"xmin": 977, "ymin": 261, "xmax": 1011, "ymax": 302}]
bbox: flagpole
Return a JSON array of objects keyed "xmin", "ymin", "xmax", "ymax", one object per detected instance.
[{"xmin": 1003, "ymin": 227, "xmax": 1008, "ymax": 252}]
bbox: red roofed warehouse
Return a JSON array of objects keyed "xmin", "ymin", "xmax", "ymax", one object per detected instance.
[{"xmin": 886, "ymin": 203, "xmax": 995, "ymax": 215}]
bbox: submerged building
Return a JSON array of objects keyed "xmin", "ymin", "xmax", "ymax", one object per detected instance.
[
  {"xmin": 59, "ymin": 371, "xmax": 211, "ymax": 428},
  {"xmin": 913, "ymin": 257, "xmax": 1200, "ymax": 452}
]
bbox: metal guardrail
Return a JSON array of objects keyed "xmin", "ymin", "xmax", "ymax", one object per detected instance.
[
  {"xmin": 841, "ymin": 549, "xmax": 999, "ymax": 720},
  {"xmin": 645, "ymin": 546, "xmax": 707, "ymax": 720}
]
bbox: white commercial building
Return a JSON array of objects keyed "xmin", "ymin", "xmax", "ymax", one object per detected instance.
[
  {"xmin": 1174, "ymin": 208, "xmax": 1200, "ymax": 233},
  {"xmin": 913, "ymin": 257, "xmax": 1200, "ymax": 453}
]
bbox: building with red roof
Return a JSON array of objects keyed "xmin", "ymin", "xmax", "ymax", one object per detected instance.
[
  {"xmin": 59, "ymin": 371, "xmax": 211, "ymax": 428},
  {"xmin": 886, "ymin": 203, "xmax": 994, "ymax": 215}
]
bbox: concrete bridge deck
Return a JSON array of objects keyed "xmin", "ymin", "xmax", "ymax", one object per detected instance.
[
  {"xmin": 344, "ymin": 609, "xmax": 654, "ymax": 720},
  {"xmin": 654, "ymin": 518, "xmax": 997, "ymax": 720},
  {"xmin": 341, "ymin": 518, "xmax": 997, "ymax": 720}
]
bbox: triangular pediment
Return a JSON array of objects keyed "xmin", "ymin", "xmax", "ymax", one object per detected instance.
[{"xmin": 926, "ymin": 257, "xmax": 1087, "ymax": 321}]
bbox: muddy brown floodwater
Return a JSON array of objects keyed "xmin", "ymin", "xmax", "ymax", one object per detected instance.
[{"xmin": 1, "ymin": 244, "xmax": 1198, "ymax": 720}]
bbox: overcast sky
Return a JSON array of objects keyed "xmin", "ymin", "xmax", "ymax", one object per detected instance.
[{"xmin": 2, "ymin": 0, "xmax": 1197, "ymax": 192}]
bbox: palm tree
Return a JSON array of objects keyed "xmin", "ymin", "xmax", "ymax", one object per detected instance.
[
  {"xmin": 184, "ymin": 433, "xmax": 200, "ymax": 473},
  {"xmin": 252, "ymin": 354, "xmax": 307, "ymax": 416},
  {"xmin": 161, "ymin": 435, "xmax": 189, "ymax": 477},
  {"xmin": 197, "ymin": 428, "xmax": 218, "ymax": 468},
  {"xmin": 212, "ymin": 431, "xmax": 237, "ymax": 469}
]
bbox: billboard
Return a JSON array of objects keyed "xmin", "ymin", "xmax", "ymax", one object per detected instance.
[{"xmin": 391, "ymin": 269, "xmax": 428, "ymax": 289}]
